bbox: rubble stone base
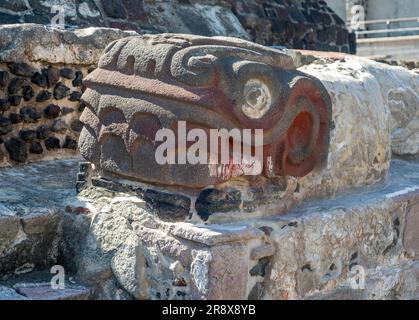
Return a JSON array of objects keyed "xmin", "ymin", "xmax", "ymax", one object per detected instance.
[{"xmin": 73, "ymin": 159, "xmax": 419, "ymax": 300}]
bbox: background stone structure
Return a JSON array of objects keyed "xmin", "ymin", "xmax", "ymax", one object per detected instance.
[
  {"xmin": 232, "ymin": 0, "xmax": 356, "ymax": 53},
  {"xmin": 0, "ymin": 24, "xmax": 136, "ymax": 166},
  {"xmin": 0, "ymin": 0, "xmax": 355, "ymax": 53}
]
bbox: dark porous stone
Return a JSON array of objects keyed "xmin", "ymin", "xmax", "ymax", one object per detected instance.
[
  {"xmin": 336, "ymin": 28, "xmax": 349, "ymax": 46},
  {"xmin": 0, "ymin": 99, "xmax": 11, "ymax": 112},
  {"xmin": 36, "ymin": 90, "xmax": 52, "ymax": 102},
  {"xmin": 68, "ymin": 91, "xmax": 82, "ymax": 101},
  {"xmin": 8, "ymin": 62, "xmax": 35, "ymax": 77},
  {"xmin": 0, "ymin": 70, "xmax": 9, "ymax": 87},
  {"xmin": 29, "ymin": 141, "xmax": 43, "ymax": 154},
  {"xmin": 248, "ymin": 283, "xmax": 264, "ymax": 300},
  {"xmin": 36, "ymin": 125, "xmax": 50, "ymax": 140},
  {"xmin": 60, "ymin": 68, "xmax": 75, "ymax": 79},
  {"xmin": 144, "ymin": 189, "xmax": 191, "ymax": 221},
  {"xmin": 31, "ymin": 72, "xmax": 47, "ymax": 88},
  {"xmin": 78, "ymin": 101, "xmax": 87, "ymax": 112},
  {"xmin": 72, "ymin": 71, "xmax": 83, "ymax": 87},
  {"xmin": 52, "ymin": 119, "xmax": 68, "ymax": 132},
  {"xmin": 22, "ymin": 85, "xmax": 34, "ymax": 101},
  {"xmin": 8, "ymin": 77, "xmax": 26, "ymax": 94},
  {"xmin": 53, "ymin": 82, "xmax": 70, "ymax": 100},
  {"xmin": 195, "ymin": 188, "xmax": 242, "ymax": 221},
  {"xmin": 101, "ymin": 0, "xmax": 127, "ymax": 19},
  {"xmin": 9, "ymin": 113, "xmax": 22, "ymax": 124},
  {"xmin": 70, "ymin": 119, "xmax": 83, "ymax": 132},
  {"xmin": 8, "ymin": 95, "xmax": 22, "ymax": 106},
  {"xmin": 44, "ymin": 67, "xmax": 60, "ymax": 88},
  {"xmin": 0, "ymin": 12, "xmax": 20, "ymax": 24},
  {"xmin": 19, "ymin": 129, "xmax": 37, "ymax": 142},
  {"xmin": 63, "ymin": 136, "xmax": 78, "ymax": 150},
  {"xmin": 61, "ymin": 107, "xmax": 74, "ymax": 115},
  {"xmin": 0, "ymin": 116, "xmax": 12, "ymax": 135},
  {"xmin": 5, "ymin": 137, "xmax": 28, "ymax": 163},
  {"xmin": 20, "ymin": 106, "xmax": 41, "ymax": 123},
  {"xmin": 45, "ymin": 136, "xmax": 61, "ymax": 150},
  {"xmin": 44, "ymin": 104, "xmax": 61, "ymax": 118},
  {"xmin": 249, "ymin": 257, "xmax": 271, "ymax": 277}
]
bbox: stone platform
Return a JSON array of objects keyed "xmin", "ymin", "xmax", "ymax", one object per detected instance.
[{"xmin": 0, "ymin": 158, "xmax": 418, "ymax": 299}]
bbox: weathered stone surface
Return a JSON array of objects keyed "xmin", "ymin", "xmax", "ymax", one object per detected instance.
[
  {"xmin": 297, "ymin": 51, "xmax": 419, "ymax": 158},
  {"xmin": 31, "ymin": 72, "xmax": 47, "ymax": 88},
  {"xmin": 80, "ymin": 34, "xmax": 331, "ymax": 191},
  {"xmin": 4, "ymin": 138, "xmax": 27, "ymax": 163},
  {"xmin": 36, "ymin": 90, "xmax": 52, "ymax": 102},
  {"xmin": 0, "ymin": 285, "xmax": 28, "ymax": 300},
  {"xmin": 51, "ymin": 119, "xmax": 68, "ymax": 132},
  {"xmin": 0, "ymin": 117, "xmax": 12, "ymax": 135},
  {"xmin": 8, "ymin": 77, "xmax": 26, "ymax": 94},
  {"xmin": 62, "ymin": 137, "xmax": 78, "ymax": 150},
  {"xmin": 60, "ymin": 68, "xmax": 75, "ymax": 79},
  {"xmin": 9, "ymin": 113, "xmax": 22, "ymax": 124},
  {"xmin": 8, "ymin": 62, "xmax": 35, "ymax": 77},
  {"xmin": 231, "ymin": 0, "xmax": 354, "ymax": 53},
  {"xmin": 0, "ymin": 99, "xmax": 10, "ymax": 112},
  {"xmin": 20, "ymin": 106, "xmax": 41, "ymax": 123},
  {"xmin": 101, "ymin": 0, "xmax": 127, "ymax": 19},
  {"xmin": 404, "ymin": 202, "xmax": 419, "ymax": 259},
  {"xmin": 53, "ymin": 82, "xmax": 70, "ymax": 100},
  {"xmin": 0, "ymin": 70, "xmax": 9, "ymax": 87},
  {"xmin": 45, "ymin": 67, "xmax": 60, "ymax": 88},
  {"xmin": 13, "ymin": 282, "xmax": 90, "ymax": 300},
  {"xmin": 8, "ymin": 95, "xmax": 22, "ymax": 106},
  {"xmin": 0, "ymin": 24, "xmax": 138, "ymax": 65},
  {"xmin": 45, "ymin": 137, "xmax": 60, "ymax": 150},
  {"xmin": 44, "ymin": 104, "xmax": 61, "ymax": 119},
  {"xmin": 72, "ymin": 71, "xmax": 83, "ymax": 87},
  {"xmin": 70, "ymin": 119, "xmax": 83, "ymax": 132},
  {"xmin": 19, "ymin": 129, "xmax": 37, "ymax": 142},
  {"xmin": 29, "ymin": 142, "xmax": 43, "ymax": 154},
  {"xmin": 36, "ymin": 126, "xmax": 50, "ymax": 140},
  {"xmin": 22, "ymin": 85, "xmax": 34, "ymax": 101},
  {"xmin": 69, "ymin": 91, "xmax": 82, "ymax": 101},
  {"xmin": 71, "ymin": 159, "xmax": 419, "ymax": 300},
  {"xmin": 0, "ymin": 160, "xmax": 78, "ymax": 277}
]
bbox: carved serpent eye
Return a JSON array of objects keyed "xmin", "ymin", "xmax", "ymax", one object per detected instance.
[{"xmin": 241, "ymin": 79, "xmax": 272, "ymax": 119}]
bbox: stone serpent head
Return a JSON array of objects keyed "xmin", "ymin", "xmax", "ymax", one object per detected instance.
[{"xmin": 79, "ymin": 34, "xmax": 332, "ymax": 189}]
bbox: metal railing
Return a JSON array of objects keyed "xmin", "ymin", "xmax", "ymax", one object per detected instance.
[{"xmin": 348, "ymin": 16, "xmax": 419, "ymax": 38}]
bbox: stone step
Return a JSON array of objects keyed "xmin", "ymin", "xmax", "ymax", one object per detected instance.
[
  {"xmin": 0, "ymin": 271, "xmax": 91, "ymax": 300},
  {"xmin": 0, "ymin": 212, "xmax": 61, "ymax": 277},
  {"xmin": 0, "ymin": 159, "xmax": 79, "ymax": 277}
]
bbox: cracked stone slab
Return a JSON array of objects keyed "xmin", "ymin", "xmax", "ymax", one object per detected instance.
[
  {"xmin": 0, "ymin": 285, "xmax": 28, "ymax": 300},
  {"xmin": 13, "ymin": 282, "xmax": 90, "ymax": 300},
  {"xmin": 0, "ymin": 158, "xmax": 79, "ymax": 217},
  {"xmin": 166, "ymin": 222, "xmax": 264, "ymax": 246}
]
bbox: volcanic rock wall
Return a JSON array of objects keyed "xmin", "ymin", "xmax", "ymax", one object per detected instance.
[
  {"xmin": 0, "ymin": 0, "xmax": 354, "ymax": 53},
  {"xmin": 0, "ymin": 24, "xmax": 137, "ymax": 166},
  {"xmin": 231, "ymin": 0, "xmax": 356, "ymax": 53}
]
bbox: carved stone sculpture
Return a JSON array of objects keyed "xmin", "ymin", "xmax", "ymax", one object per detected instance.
[{"xmin": 79, "ymin": 34, "xmax": 331, "ymax": 189}]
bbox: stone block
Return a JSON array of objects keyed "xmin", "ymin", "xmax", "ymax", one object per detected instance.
[
  {"xmin": 14, "ymin": 282, "xmax": 90, "ymax": 300},
  {"xmin": 404, "ymin": 202, "xmax": 419, "ymax": 259}
]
